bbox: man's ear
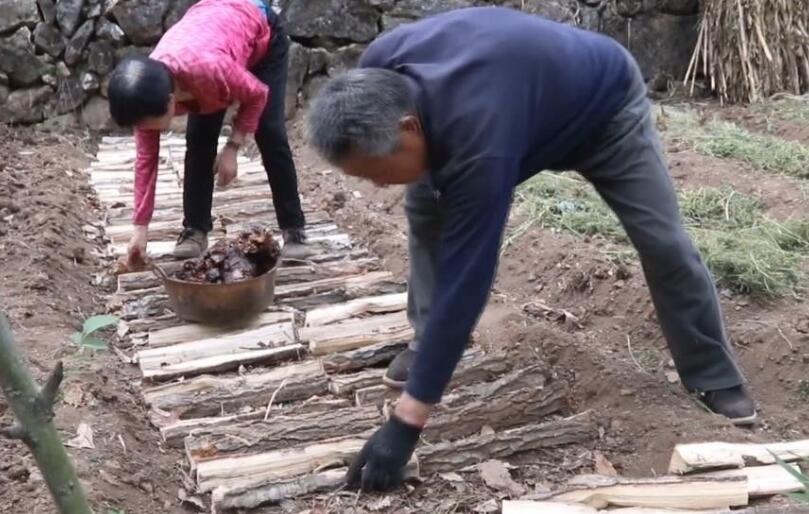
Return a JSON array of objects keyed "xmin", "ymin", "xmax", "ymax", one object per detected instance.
[{"xmin": 399, "ymin": 114, "xmax": 422, "ymax": 135}]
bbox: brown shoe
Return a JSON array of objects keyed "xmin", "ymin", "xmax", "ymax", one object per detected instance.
[{"xmin": 173, "ymin": 228, "xmax": 208, "ymax": 259}]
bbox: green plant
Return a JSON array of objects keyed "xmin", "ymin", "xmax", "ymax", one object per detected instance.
[
  {"xmin": 798, "ymin": 379, "xmax": 809, "ymax": 401},
  {"xmin": 70, "ymin": 315, "xmax": 119, "ymax": 351},
  {"xmin": 513, "ymin": 176, "xmax": 809, "ymax": 295},
  {"xmin": 662, "ymin": 108, "xmax": 809, "ymax": 179},
  {"xmin": 769, "ymin": 451, "xmax": 809, "ymax": 504}
]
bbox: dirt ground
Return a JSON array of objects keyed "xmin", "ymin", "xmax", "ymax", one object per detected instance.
[{"xmin": 0, "ymin": 97, "xmax": 808, "ymax": 513}]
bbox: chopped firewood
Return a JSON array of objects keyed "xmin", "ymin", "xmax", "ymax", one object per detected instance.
[
  {"xmin": 209, "ymin": 457, "xmax": 419, "ymax": 512},
  {"xmin": 159, "ymin": 398, "xmax": 352, "ymax": 447},
  {"xmin": 142, "ymin": 361, "xmax": 328, "ymax": 420},
  {"xmin": 136, "ymin": 322, "xmax": 298, "ymax": 380},
  {"xmin": 304, "ymin": 293, "xmax": 408, "ymax": 326},
  {"xmin": 328, "ymin": 369, "xmax": 386, "ymax": 396},
  {"xmin": 544, "ymin": 474, "xmax": 748, "ymax": 510},
  {"xmin": 196, "ymin": 434, "xmax": 373, "ymax": 493},
  {"xmin": 669, "ymin": 440, "xmax": 809, "ymax": 474},
  {"xmin": 427, "ymin": 368, "xmax": 566, "ymax": 441},
  {"xmin": 301, "ymin": 311, "xmax": 413, "ymax": 356},
  {"xmin": 699, "ymin": 463, "xmax": 805, "ymax": 497},
  {"xmin": 321, "ymin": 339, "xmax": 409, "ymax": 373},
  {"xmin": 146, "ymin": 310, "xmax": 295, "ymax": 348},
  {"xmin": 184, "ymin": 405, "xmax": 382, "ymax": 469},
  {"xmin": 420, "ymin": 413, "xmax": 596, "ymax": 474},
  {"xmin": 502, "ymin": 501, "xmax": 731, "ymax": 513}
]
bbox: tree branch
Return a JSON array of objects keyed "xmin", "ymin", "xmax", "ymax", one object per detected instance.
[
  {"xmin": 39, "ymin": 361, "xmax": 64, "ymax": 413},
  {"xmin": 0, "ymin": 423, "xmax": 27, "ymax": 441}
]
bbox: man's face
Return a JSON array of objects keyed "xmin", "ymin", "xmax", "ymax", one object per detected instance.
[
  {"xmin": 135, "ymin": 94, "xmax": 176, "ymax": 131},
  {"xmin": 340, "ymin": 115, "xmax": 428, "ymax": 186}
]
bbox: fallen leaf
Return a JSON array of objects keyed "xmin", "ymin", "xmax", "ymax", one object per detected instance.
[
  {"xmin": 665, "ymin": 371, "xmax": 680, "ymax": 384},
  {"xmin": 439, "ymin": 472, "xmax": 465, "ymax": 483},
  {"xmin": 478, "ymin": 459, "xmax": 526, "ymax": 497},
  {"xmin": 480, "ymin": 425, "xmax": 496, "ymax": 436},
  {"xmin": 116, "ymin": 320, "xmax": 130, "ymax": 338},
  {"xmin": 65, "ymin": 423, "xmax": 94, "ymax": 449},
  {"xmin": 368, "ymin": 496, "xmax": 393, "ymax": 511},
  {"xmin": 178, "ymin": 488, "xmax": 205, "ymax": 510},
  {"xmin": 593, "ymin": 451, "xmax": 618, "ymax": 477},
  {"xmin": 62, "ymin": 382, "xmax": 85, "ymax": 407},
  {"xmin": 473, "ymin": 499, "xmax": 499, "ymax": 513}
]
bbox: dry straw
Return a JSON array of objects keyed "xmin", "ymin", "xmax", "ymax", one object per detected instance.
[{"xmin": 685, "ymin": 0, "xmax": 809, "ymax": 103}]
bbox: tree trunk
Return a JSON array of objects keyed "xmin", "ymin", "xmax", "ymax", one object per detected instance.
[{"xmin": 0, "ymin": 313, "xmax": 92, "ymax": 514}]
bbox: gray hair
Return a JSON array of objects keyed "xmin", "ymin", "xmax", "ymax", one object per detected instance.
[{"xmin": 306, "ymin": 68, "xmax": 414, "ymax": 164}]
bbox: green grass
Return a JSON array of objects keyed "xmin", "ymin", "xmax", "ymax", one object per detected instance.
[
  {"xmin": 513, "ymin": 174, "xmax": 809, "ymax": 296},
  {"xmin": 752, "ymin": 96, "xmax": 809, "ymax": 123},
  {"xmin": 798, "ymin": 379, "xmax": 809, "ymax": 401},
  {"xmin": 661, "ymin": 108, "xmax": 809, "ymax": 179}
]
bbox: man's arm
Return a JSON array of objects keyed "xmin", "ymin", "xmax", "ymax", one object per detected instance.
[
  {"xmin": 346, "ymin": 157, "xmax": 517, "ymax": 491},
  {"xmin": 405, "ymin": 156, "xmax": 517, "ymax": 405}
]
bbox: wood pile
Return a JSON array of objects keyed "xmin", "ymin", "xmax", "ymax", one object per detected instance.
[
  {"xmin": 89, "ymin": 135, "xmax": 596, "ymax": 513},
  {"xmin": 685, "ymin": 0, "xmax": 809, "ymax": 103},
  {"xmin": 504, "ymin": 439, "xmax": 809, "ymax": 512}
]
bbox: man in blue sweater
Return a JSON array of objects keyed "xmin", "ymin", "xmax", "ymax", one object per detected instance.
[{"xmin": 307, "ymin": 7, "xmax": 755, "ymax": 492}]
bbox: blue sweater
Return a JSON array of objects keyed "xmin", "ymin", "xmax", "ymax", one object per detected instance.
[{"xmin": 359, "ymin": 7, "xmax": 634, "ymax": 404}]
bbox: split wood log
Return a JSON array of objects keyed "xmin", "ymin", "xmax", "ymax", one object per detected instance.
[
  {"xmin": 146, "ymin": 311, "xmax": 296, "ymax": 348},
  {"xmin": 545, "ymin": 474, "xmax": 748, "ymax": 510},
  {"xmin": 196, "ymin": 434, "xmax": 374, "ymax": 492},
  {"xmin": 274, "ymin": 271, "xmax": 399, "ymax": 301},
  {"xmin": 184, "ymin": 405, "xmax": 382, "ymax": 468},
  {"xmin": 321, "ymin": 339, "xmax": 409, "ymax": 373},
  {"xmin": 419, "ymin": 413, "xmax": 596, "ymax": 474},
  {"xmin": 124, "ymin": 313, "xmax": 181, "ymax": 333},
  {"xmin": 0, "ymin": 314, "xmax": 92, "ymax": 513},
  {"xmin": 328, "ymin": 369, "xmax": 386, "ymax": 396},
  {"xmin": 501, "ymin": 501, "xmax": 732, "ymax": 513},
  {"xmin": 303, "ymin": 311, "xmax": 413, "ymax": 356},
  {"xmin": 158, "ymin": 398, "xmax": 352, "ymax": 447},
  {"xmin": 669, "ymin": 440, "xmax": 809, "ymax": 474},
  {"xmin": 117, "ymin": 262, "xmax": 185, "ymax": 292},
  {"xmin": 137, "ymin": 322, "xmax": 299, "ymax": 380},
  {"xmin": 353, "ymin": 351, "xmax": 515, "ymax": 407},
  {"xmin": 698, "ymin": 463, "xmax": 805, "ymax": 497},
  {"xmin": 426, "ymin": 368, "xmax": 566, "ymax": 441},
  {"xmin": 143, "ymin": 360, "xmax": 328, "ymax": 420},
  {"xmin": 305, "ymin": 292, "xmax": 408, "ymax": 327},
  {"xmin": 210, "ymin": 458, "xmax": 419, "ymax": 512}
]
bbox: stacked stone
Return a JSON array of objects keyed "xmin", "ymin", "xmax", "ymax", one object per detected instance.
[{"xmin": 0, "ymin": 0, "xmax": 699, "ymax": 127}]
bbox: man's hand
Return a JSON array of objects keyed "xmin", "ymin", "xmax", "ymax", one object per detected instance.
[
  {"xmin": 215, "ymin": 145, "xmax": 238, "ymax": 187},
  {"xmin": 345, "ymin": 393, "xmax": 431, "ymax": 491},
  {"xmin": 123, "ymin": 225, "xmax": 148, "ymax": 272},
  {"xmin": 345, "ymin": 415, "xmax": 422, "ymax": 492}
]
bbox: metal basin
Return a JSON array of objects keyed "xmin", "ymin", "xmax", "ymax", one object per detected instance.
[{"xmin": 152, "ymin": 264, "xmax": 278, "ymax": 326}]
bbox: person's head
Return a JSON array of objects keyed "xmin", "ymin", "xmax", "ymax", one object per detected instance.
[
  {"xmin": 306, "ymin": 69, "xmax": 428, "ymax": 186},
  {"xmin": 108, "ymin": 56, "xmax": 176, "ymax": 131}
]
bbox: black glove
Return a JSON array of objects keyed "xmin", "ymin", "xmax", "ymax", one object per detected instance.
[{"xmin": 345, "ymin": 415, "xmax": 422, "ymax": 492}]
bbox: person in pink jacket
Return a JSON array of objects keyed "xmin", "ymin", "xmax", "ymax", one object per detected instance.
[{"xmin": 107, "ymin": 0, "xmax": 306, "ymax": 267}]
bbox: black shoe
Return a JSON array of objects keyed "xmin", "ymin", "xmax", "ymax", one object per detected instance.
[
  {"xmin": 699, "ymin": 385, "xmax": 757, "ymax": 426},
  {"xmin": 383, "ymin": 349, "xmax": 416, "ymax": 389}
]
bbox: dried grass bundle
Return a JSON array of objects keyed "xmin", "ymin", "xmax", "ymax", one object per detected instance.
[{"xmin": 685, "ymin": 0, "xmax": 809, "ymax": 103}]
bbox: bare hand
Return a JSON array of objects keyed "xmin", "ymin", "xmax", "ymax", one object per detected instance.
[
  {"xmin": 124, "ymin": 225, "xmax": 148, "ymax": 272},
  {"xmin": 215, "ymin": 146, "xmax": 238, "ymax": 187}
]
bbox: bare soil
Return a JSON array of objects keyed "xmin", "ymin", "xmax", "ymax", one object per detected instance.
[{"xmin": 0, "ymin": 126, "xmax": 180, "ymax": 514}]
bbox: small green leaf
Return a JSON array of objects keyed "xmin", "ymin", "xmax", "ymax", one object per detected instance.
[
  {"xmin": 80, "ymin": 337, "xmax": 108, "ymax": 351},
  {"xmin": 769, "ymin": 450, "xmax": 809, "ymax": 489},
  {"xmin": 70, "ymin": 332, "xmax": 84, "ymax": 345},
  {"xmin": 82, "ymin": 315, "xmax": 119, "ymax": 337}
]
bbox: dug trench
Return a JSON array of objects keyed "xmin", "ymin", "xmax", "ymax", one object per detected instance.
[{"xmin": 1, "ymin": 97, "xmax": 808, "ymax": 513}]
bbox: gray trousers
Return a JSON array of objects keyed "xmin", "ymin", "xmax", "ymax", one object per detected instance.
[{"xmin": 405, "ymin": 61, "xmax": 746, "ymax": 392}]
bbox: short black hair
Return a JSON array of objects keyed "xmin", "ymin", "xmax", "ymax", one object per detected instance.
[{"xmin": 107, "ymin": 56, "xmax": 174, "ymax": 127}]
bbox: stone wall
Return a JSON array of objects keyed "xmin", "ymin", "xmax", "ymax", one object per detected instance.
[{"xmin": 0, "ymin": 0, "xmax": 699, "ymax": 127}]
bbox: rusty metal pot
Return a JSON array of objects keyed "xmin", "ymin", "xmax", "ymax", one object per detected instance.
[{"xmin": 151, "ymin": 263, "xmax": 278, "ymax": 326}]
